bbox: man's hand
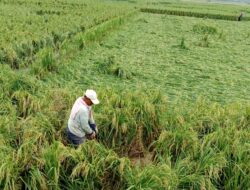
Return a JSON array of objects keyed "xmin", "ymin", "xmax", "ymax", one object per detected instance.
[
  {"xmin": 90, "ymin": 131, "xmax": 96, "ymax": 139},
  {"xmin": 86, "ymin": 131, "xmax": 96, "ymax": 140}
]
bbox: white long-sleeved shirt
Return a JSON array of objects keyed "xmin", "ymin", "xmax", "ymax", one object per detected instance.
[{"xmin": 68, "ymin": 97, "xmax": 95, "ymax": 137}]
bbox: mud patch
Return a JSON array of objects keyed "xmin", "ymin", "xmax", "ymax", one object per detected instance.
[{"xmin": 130, "ymin": 152, "xmax": 153, "ymax": 167}]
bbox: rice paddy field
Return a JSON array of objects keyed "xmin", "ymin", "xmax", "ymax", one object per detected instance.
[{"xmin": 0, "ymin": 0, "xmax": 250, "ymax": 189}]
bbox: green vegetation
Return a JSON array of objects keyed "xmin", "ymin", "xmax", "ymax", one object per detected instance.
[
  {"xmin": 141, "ymin": 7, "xmax": 250, "ymax": 21},
  {"xmin": 130, "ymin": 0, "xmax": 250, "ymax": 21},
  {"xmin": 0, "ymin": 0, "xmax": 133, "ymax": 68},
  {"xmin": 0, "ymin": 0, "xmax": 250, "ymax": 189},
  {"xmin": 89, "ymin": 13, "xmax": 249, "ymax": 103}
]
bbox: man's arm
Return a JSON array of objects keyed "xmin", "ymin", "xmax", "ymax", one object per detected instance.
[
  {"xmin": 78, "ymin": 108, "xmax": 94, "ymax": 135},
  {"xmin": 89, "ymin": 110, "xmax": 98, "ymax": 133},
  {"xmin": 89, "ymin": 110, "xmax": 95, "ymax": 124}
]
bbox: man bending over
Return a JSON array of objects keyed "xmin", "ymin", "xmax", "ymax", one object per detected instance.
[{"xmin": 66, "ymin": 89, "xmax": 99, "ymax": 146}]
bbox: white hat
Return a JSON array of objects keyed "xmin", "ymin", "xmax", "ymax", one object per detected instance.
[{"xmin": 85, "ymin": 89, "xmax": 100, "ymax": 105}]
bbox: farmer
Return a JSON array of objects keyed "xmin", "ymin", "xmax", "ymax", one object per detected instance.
[{"xmin": 66, "ymin": 89, "xmax": 100, "ymax": 146}]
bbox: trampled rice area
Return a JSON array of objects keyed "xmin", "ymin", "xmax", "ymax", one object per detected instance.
[{"xmin": 76, "ymin": 13, "xmax": 250, "ymax": 104}]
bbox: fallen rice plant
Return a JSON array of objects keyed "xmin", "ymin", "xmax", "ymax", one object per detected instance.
[
  {"xmin": 193, "ymin": 23, "xmax": 217, "ymax": 35},
  {"xmin": 11, "ymin": 90, "xmax": 40, "ymax": 119},
  {"xmin": 97, "ymin": 56, "xmax": 135, "ymax": 79},
  {"xmin": 0, "ymin": 0, "xmax": 133, "ymax": 69},
  {"xmin": 198, "ymin": 34, "xmax": 210, "ymax": 47}
]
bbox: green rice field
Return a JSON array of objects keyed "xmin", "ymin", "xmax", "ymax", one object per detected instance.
[{"xmin": 0, "ymin": 0, "xmax": 249, "ymax": 189}]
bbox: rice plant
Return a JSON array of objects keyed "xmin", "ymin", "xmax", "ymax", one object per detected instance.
[
  {"xmin": 0, "ymin": 145, "xmax": 21, "ymax": 190},
  {"xmin": 44, "ymin": 88, "xmax": 74, "ymax": 131},
  {"xmin": 97, "ymin": 56, "xmax": 135, "ymax": 79},
  {"xmin": 202, "ymin": 128, "xmax": 250, "ymax": 189},
  {"xmin": 193, "ymin": 23, "xmax": 217, "ymax": 35},
  {"xmin": 197, "ymin": 34, "xmax": 210, "ymax": 47},
  {"xmin": 20, "ymin": 114, "xmax": 56, "ymax": 146},
  {"xmin": 41, "ymin": 142, "xmax": 69, "ymax": 190},
  {"xmin": 30, "ymin": 48, "xmax": 58, "ymax": 78},
  {"xmin": 11, "ymin": 90, "xmax": 40, "ymax": 119},
  {"xmin": 68, "ymin": 141, "xmax": 131, "ymax": 189},
  {"xmin": 126, "ymin": 164, "xmax": 178, "ymax": 190},
  {"xmin": 77, "ymin": 36, "xmax": 86, "ymax": 50},
  {"xmin": 8, "ymin": 76, "xmax": 37, "ymax": 96},
  {"xmin": 0, "ymin": 47, "xmax": 19, "ymax": 69},
  {"xmin": 96, "ymin": 89, "xmax": 167, "ymax": 155},
  {"xmin": 40, "ymin": 48, "xmax": 57, "ymax": 72},
  {"xmin": 140, "ymin": 8, "xmax": 250, "ymax": 21},
  {"xmin": 21, "ymin": 167, "xmax": 48, "ymax": 190},
  {"xmin": 0, "ymin": 0, "xmax": 249, "ymax": 189},
  {"xmin": 152, "ymin": 127, "xmax": 199, "ymax": 163},
  {"xmin": 218, "ymin": 30, "xmax": 226, "ymax": 41},
  {"xmin": 179, "ymin": 37, "xmax": 189, "ymax": 50},
  {"xmin": 0, "ymin": 0, "xmax": 133, "ymax": 69}
]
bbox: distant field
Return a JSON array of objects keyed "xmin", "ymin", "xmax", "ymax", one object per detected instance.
[
  {"xmin": 137, "ymin": 0, "xmax": 250, "ymax": 21},
  {"xmin": 183, "ymin": 0, "xmax": 250, "ymax": 4}
]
